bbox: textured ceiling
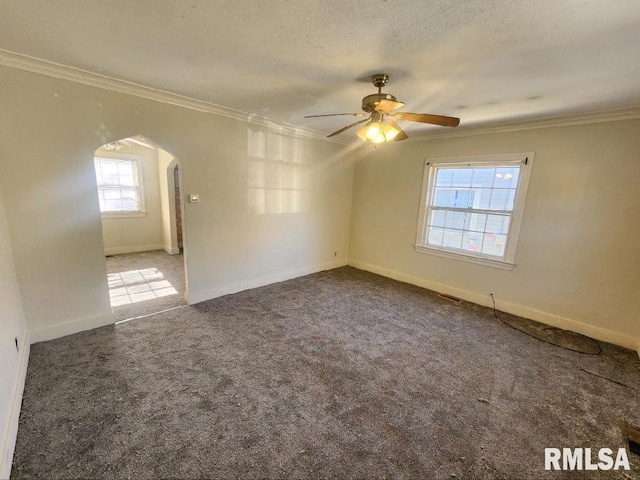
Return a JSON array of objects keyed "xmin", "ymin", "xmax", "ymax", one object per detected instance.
[{"xmin": 1, "ymin": 0, "xmax": 640, "ymax": 138}]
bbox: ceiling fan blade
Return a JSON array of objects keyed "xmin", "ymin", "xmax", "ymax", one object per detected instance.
[
  {"xmin": 391, "ymin": 112, "xmax": 460, "ymax": 127},
  {"xmin": 304, "ymin": 113, "xmax": 366, "ymax": 118},
  {"xmin": 327, "ymin": 118, "xmax": 370, "ymax": 137},
  {"xmin": 375, "ymin": 99, "xmax": 405, "ymax": 114}
]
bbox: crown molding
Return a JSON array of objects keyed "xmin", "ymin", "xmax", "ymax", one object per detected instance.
[
  {"xmin": 405, "ymin": 106, "xmax": 640, "ymax": 142},
  {"xmin": 0, "ymin": 48, "xmax": 348, "ymax": 144}
]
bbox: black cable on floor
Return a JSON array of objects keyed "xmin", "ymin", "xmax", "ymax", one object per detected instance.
[{"xmin": 490, "ymin": 293, "xmax": 601, "ymax": 355}]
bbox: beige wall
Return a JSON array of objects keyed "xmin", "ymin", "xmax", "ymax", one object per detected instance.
[
  {"xmin": 97, "ymin": 142, "xmax": 164, "ymax": 255},
  {"xmin": 350, "ymin": 120, "xmax": 640, "ymax": 349},
  {"xmin": 0, "ymin": 66, "xmax": 354, "ymax": 342},
  {"xmin": 0, "ymin": 185, "xmax": 29, "ymax": 478}
]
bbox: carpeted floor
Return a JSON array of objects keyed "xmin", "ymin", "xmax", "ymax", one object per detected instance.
[
  {"xmin": 12, "ymin": 267, "xmax": 640, "ymax": 479},
  {"xmin": 105, "ymin": 250, "xmax": 187, "ymax": 322}
]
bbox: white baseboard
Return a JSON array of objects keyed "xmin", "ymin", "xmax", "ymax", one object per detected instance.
[
  {"xmin": 29, "ymin": 312, "xmax": 114, "ymax": 344},
  {"xmin": 0, "ymin": 331, "xmax": 30, "ymax": 480},
  {"xmin": 163, "ymin": 246, "xmax": 180, "ymax": 255},
  {"xmin": 104, "ymin": 244, "xmax": 164, "ymax": 256},
  {"xmin": 349, "ymin": 259, "xmax": 639, "ymax": 351},
  {"xmin": 188, "ymin": 259, "xmax": 348, "ymax": 305}
]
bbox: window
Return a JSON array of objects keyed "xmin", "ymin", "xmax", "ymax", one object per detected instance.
[
  {"xmin": 415, "ymin": 152, "xmax": 534, "ymax": 269},
  {"xmin": 94, "ymin": 154, "xmax": 145, "ymax": 216}
]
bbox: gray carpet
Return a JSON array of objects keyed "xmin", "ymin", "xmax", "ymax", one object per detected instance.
[
  {"xmin": 12, "ymin": 267, "xmax": 640, "ymax": 479},
  {"xmin": 105, "ymin": 250, "xmax": 186, "ymax": 322}
]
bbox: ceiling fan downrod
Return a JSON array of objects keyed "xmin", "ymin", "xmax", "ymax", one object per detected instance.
[{"xmin": 371, "ymin": 73, "xmax": 389, "ymax": 93}]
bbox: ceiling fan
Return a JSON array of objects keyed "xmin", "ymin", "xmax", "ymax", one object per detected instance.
[{"xmin": 304, "ymin": 73, "xmax": 460, "ymax": 145}]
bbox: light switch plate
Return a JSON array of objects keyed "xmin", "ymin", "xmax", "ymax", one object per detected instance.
[{"xmin": 188, "ymin": 194, "xmax": 199, "ymax": 203}]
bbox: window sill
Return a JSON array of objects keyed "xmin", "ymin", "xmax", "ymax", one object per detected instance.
[
  {"xmin": 101, "ymin": 211, "xmax": 147, "ymax": 219},
  {"xmin": 415, "ymin": 245, "xmax": 515, "ymax": 270}
]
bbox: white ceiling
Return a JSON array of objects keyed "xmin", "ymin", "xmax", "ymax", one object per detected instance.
[{"xmin": 2, "ymin": 0, "xmax": 640, "ymax": 139}]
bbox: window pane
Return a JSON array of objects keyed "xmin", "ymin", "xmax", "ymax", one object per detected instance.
[
  {"xmin": 427, "ymin": 227, "xmax": 444, "ymax": 246},
  {"xmin": 433, "ymin": 188, "xmax": 451, "ymax": 207},
  {"xmin": 105, "ymin": 199, "xmax": 122, "ymax": 211},
  {"xmin": 103, "ymin": 189, "xmax": 121, "ymax": 200},
  {"xmin": 486, "ymin": 214, "xmax": 510, "ymax": 235},
  {"xmin": 435, "ymin": 168, "xmax": 454, "ymax": 186},
  {"xmin": 495, "ymin": 167, "xmax": 520, "ymax": 186},
  {"xmin": 489, "ymin": 189, "xmax": 511, "ymax": 210},
  {"xmin": 117, "ymin": 160, "xmax": 134, "ymax": 175},
  {"xmin": 481, "ymin": 233, "xmax": 506, "ymax": 257},
  {"xmin": 119, "ymin": 174, "xmax": 135, "ymax": 187},
  {"xmin": 121, "ymin": 200, "xmax": 138, "ymax": 211},
  {"xmin": 451, "ymin": 168, "xmax": 473, "ymax": 187},
  {"xmin": 443, "ymin": 229, "xmax": 463, "ymax": 249},
  {"xmin": 434, "ymin": 189, "xmax": 476, "ymax": 208},
  {"xmin": 429, "ymin": 209, "xmax": 446, "ymax": 228},
  {"xmin": 467, "ymin": 190, "xmax": 477, "ymax": 208},
  {"xmin": 120, "ymin": 187, "xmax": 138, "ymax": 199},
  {"xmin": 505, "ymin": 189, "xmax": 516, "ymax": 210},
  {"xmin": 451, "ymin": 189, "xmax": 472, "ymax": 208},
  {"xmin": 475, "ymin": 189, "xmax": 492, "ymax": 209},
  {"xmin": 101, "ymin": 173, "xmax": 119, "ymax": 186},
  {"xmin": 102, "ymin": 160, "xmax": 118, "ymax": 175},
  {"xmin": 461, "ymin": 231, "xmax": 482, "ymax": 253},
  {"xmin": 120, "ymin": 188, "xmax": 139, "ymax": 211},
  {"xmin": 468, "ymin": 213, "xmax": 487, "ymax": 232},
  {"xmin": 471, "ymin": 167, "xmax": 495, "ymax": 188},
  {"xmin": 445, "ymin": 211, "xmax": 465, "ymax": 229}
]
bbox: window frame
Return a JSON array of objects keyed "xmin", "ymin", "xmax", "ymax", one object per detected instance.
[
  {"xmin": 94, "ymin": 152, "xmax": 146, "ymax": 218},
  {"xmin": 415, "ymin": 152, "xmax": 534, "ymax": 270}
]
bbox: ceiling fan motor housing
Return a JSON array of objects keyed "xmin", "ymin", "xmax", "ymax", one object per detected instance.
[{"xmin": 361, "ymin": 93, "xmax": 398, "ymax": 113}]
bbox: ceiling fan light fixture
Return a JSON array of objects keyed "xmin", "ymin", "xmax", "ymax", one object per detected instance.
[
  {"xmin": 365, "ymin": 122, "xmax": 384, "ymax": 142},
  {"xmin": 380, "ymin": 121, "xmax": 401, "ymax": 141},
  {"xmin": 103, "ymin": 141, "xmax": 123, "ymax": 151},
  {"xmin": 356, "ymin": 118, "xmax": 401, "ymax": 145},
  {"xmin": 357, "ymin": 122, "xmax": 384, "ymax": 144}
]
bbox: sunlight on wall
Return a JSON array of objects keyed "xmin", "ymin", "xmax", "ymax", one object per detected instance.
[
  {"xmin": 247, "ymin": 127, "xmax": 309, "ymax": 214},
  {"xmin": 108, "ymin": 268, "xmax": 178, "ymax": 306}
]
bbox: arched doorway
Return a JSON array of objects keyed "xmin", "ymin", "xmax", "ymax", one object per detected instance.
[{"xmin": 93, "ymin": 136, "xmax": 188, "ymax": 322}]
